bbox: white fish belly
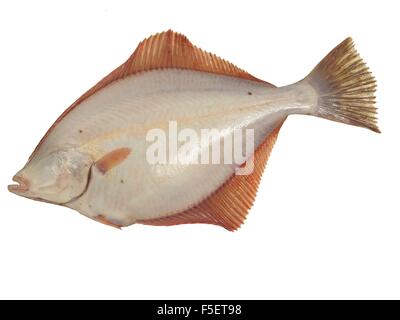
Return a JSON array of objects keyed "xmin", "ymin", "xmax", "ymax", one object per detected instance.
[{"xmin": 46, "ymin": 69, "xmax": 316, "ymax": 225}]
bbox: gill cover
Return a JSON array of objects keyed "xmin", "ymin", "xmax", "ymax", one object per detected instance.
[{"xmin": 10, "ymin": 147, "xmax": 93, "ymax": 204}]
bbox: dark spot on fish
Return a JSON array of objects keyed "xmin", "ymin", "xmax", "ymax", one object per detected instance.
[
  {"xmin": 79, "ymin": 129, "xmax": 83, "ymax": 134},
  {"xmin": 120, "ymin": 179, "xmax": 124, "ymax": 184},
  {"xmin": 247, "ymin": 91, "xmax": 252, "ymax": 95}
]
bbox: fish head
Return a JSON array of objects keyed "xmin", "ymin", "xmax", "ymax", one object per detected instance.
[{"xmin": 8, "ymin": 147, "xmax": 93, "ymax": 204}]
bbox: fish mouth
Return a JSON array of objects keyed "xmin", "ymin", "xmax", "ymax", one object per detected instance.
[{"xmin": 8, "ymin": 174, "xmax": 30, "ymax": 194}]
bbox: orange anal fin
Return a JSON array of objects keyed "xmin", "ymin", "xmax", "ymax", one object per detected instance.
[
  {"xmin": 94, "ymin": 215, "xmax": 122, "ymax": 229},
  {"xmin": 95, "ymin": 148, "xmax": 131, "ymax": 174},
  {"xmin": 139, "ymin": 120, "xmax": 286, "ymax": 231}
]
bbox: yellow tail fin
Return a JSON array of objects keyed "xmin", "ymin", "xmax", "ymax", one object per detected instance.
[{"xmin": 306, "ymin": 38, "xmax": 380, "ymax": 133}]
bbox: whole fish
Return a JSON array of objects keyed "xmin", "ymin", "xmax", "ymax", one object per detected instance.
[{"xmin": 8, "ymin": 31, "xmax": 379, "ymax": 230}]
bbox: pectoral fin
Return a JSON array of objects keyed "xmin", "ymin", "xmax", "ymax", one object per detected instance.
[{"xmin": 95, "ymin": 148, "xmax": 131, "ymax": 174}]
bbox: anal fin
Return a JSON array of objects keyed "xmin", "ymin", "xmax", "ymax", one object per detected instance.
[{"xmin": 139, "ymin": 120, "xmax": 285, "ymax": 231}]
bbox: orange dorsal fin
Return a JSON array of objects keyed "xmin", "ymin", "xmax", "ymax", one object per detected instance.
[
  {"xmin": 122, "ymin": 30, "xmax": 267, "ymax": 82},
  {"xmin": 29, "ymin": 30, "xmax": 270, "ymax": 160},
  {"xmin": 139, "ymin": 120, "xmax": 285, "ymax": 231}
]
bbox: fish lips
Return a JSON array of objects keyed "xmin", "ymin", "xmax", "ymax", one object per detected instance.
[
  {"xmin": 8, "ymin": 174, "xmax": 30, "ymax": 195},
  {"xmin": 8, "ymin": 174, "xmax": 62, "ymax": 205}
]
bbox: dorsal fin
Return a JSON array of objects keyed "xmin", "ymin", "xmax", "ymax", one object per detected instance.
[
  {"xmin": 29, "ymin": 30, "xmax": 270, "ymax": 160},
  {"xmin": 139, "ymin": 119, "xmax": 285, "ymax": 231},
  {"xmin": 123, "ymin": 30, "xmax": 267, "ymax": 82}
]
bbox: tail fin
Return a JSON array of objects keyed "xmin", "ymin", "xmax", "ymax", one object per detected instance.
[{"xmin": 306, "ymin": 38, "xmax": 380, "ymax": 133}]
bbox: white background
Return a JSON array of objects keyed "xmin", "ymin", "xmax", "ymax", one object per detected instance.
[{"xmin": 0, "ymin": 0, "xmax": 399, "ymax": 299}]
